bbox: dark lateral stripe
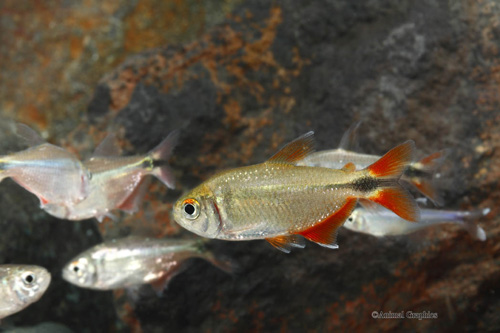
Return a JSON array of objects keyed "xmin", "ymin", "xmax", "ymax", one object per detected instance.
[{"xmin": 350, "ymin": 176, "xmax": 380, "ymax": 192}]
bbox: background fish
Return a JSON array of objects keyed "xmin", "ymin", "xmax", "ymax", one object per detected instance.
[
  {"xmin": 174, "ymin": 132, "xmax": 420, "ymax": 253},
  {"xmin": 0, "ymin": 265, "xmax": 51, "ymax": 319},
  {"xmin": 62, "ymin": 236, "xmax": 234, "ymax": 292},
  {"xmin": 345, "ymin": 206, "xmax": 489, "ymax": 240},
  {"xmin": 0, "ymin": 124, "xmax": 90, "ymax": 208},
  {"xmin": 44, "ymin": 131, "xmax": 179, "ymax": 221},
  {"xmin": 296, "ymin": 123, "xmax": 448, "ymax": 205}
]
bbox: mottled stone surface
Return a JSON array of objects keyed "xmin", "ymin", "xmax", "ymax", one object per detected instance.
[{"xmin": 0, "ymin": 0, "xmax": 499, "ymax": 332}]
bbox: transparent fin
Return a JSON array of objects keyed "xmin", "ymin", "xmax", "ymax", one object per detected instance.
[
  {"xmin": 15, "ymin": 123, "xmax": 45, "ymax": 146},
  {"xmin": 267, "ymin": 131, "xmax": 315, "ymax": 165}
]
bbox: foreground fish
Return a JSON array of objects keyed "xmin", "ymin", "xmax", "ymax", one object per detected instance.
[
  {"xmin": 174, "ymin": 132, "xmax": 420, "ymax": 253},
  {"xmin": 44, "ymin": 131, "xmax": 179, "ymax": 221},
  {"xmin": 62, "ymin": 236, "xmax": 233, "ymax": 291},
  {"xmin": 0, "ymin": 265, "xmax": 51, "ymax": 319},
  {"xmin": 296, "ymin": 123, "xmax": 447, "ymax": 205},
  {"xmin": 0, "ymin": 124, "xmax": 90, "ymax": 208},
  {"xmin": 345, "ymin": 206, "xmax": 489, "ymax": 240}
]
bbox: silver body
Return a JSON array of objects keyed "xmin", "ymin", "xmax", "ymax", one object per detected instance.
[
  {"xmin": 345, "ymin": 207, "xmax": 488, "ymax": 240},
  {"xmin": 0, "ymin": 144, "xmax": 90, "ymax": 207},
  {"xmin": 62, "ymin": 237, "xmax": 212, "ymax": 290},
  {"xmin": 297, "ymin": 149, "xmax": 377, "ymax": 169},
  {"xmin": 0, "ymin": 265, "xmax": 51, "ymax": 319}
]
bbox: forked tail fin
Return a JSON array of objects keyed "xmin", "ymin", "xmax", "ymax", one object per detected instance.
[
  {"xmin": 366, "ymin": 140, "xmax": 420, "ymax": 222},
  {"xmin": 404, "ymin": 149, "xmax": 450, "ymax": 206},
  {"xmin": 149, "ymin": 130, "xmax": 179, "ymax": 189}
]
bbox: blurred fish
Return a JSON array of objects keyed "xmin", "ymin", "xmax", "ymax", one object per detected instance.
[
  {"xmin": 3, "ymin": 322, "xmax": 74, "ymax": 333},
  {"xmin": 0, "ymin": 265, "xmax": 51, "ymax": 319},
  {"xmin": 174, "ymin": 132, "xmax": 420, "ymax": 253},
  {"xmin": 296, "ymin": 122, "xmax": 448, "ymax": 205},
  {"xmin": 44, "ymin": 131, "xmax": 179, "ymax": 221},
  {"xmin": 0, "ymin": 124, "xmax": 90, "ymax": 208},
  {"xmin": 345, "ymin": 206, "xmax": 489, "ymax": 240},
  {"xmin": 62, "ymin": 236, "xmax": 234, "ymax": 292}
]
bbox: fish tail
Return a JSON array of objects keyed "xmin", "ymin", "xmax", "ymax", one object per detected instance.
[
  {"xmin": 149, "ymin": 130, "xmax": 179, "ymax": 189},
  {"xmin": 460, "ymin": 208, "xmax": 489, "ymax": 241},
  {"xmin": 405, "ymin": 149, "xmax": 450, "ymax": 206},
  {"xmin": 194, "ymin": 240, "xmax": 238, "ymax": 274},
  {"xmin": 365, "ymin": 140, "xmax": 420, "ymax": 222},
  {"xmin": 0, "ymin": 159, "xmax": 8, "ymax": 182}
]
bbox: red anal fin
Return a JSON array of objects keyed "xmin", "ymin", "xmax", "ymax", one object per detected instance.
[
  {"xmin": 367, "ymin": 141, "xmax": 415, "ymax": 178},
  {"xmin": 370, "ymin": 187, "xmax": 420, "ymax": 222},
  {"xmin": 298, "ymin": 198, "xmax": 358, "ymax": 248},
  {"xmin": 342, "ymin": 162, "xmax": 356, "ymax": 172},
  {"xmin": 266, "ymin": 235, "xmax": 306, "ymax": 253},
  {"xmin": 267, "ymin": 132, "xmax": 315, "ymax": 164}
]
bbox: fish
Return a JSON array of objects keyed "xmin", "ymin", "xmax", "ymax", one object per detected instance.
[
  {"xmin": 296, "ymin": 122, "xmax": 448, "ymax": 205},
  {"xmin": 62, "ymin": 236, "xmax": 234, "ymax": 292},
  {"xmin": 43, "ymin": 131, "xmax": 179, "ymax": 221},
  {"xmin": 344, "ymin": 206, "xmax": 489, "ymax": 240},
  {"xmin": 173, "ymin": 131, "xmax": 420, "ymax": 253},
  {"xmin": 0, "ymin": 124, "xmax": 91, "ymax": 208},
  {"xmin": 0, "ymin": 265, "xmax": 51, "ymax": 319}
]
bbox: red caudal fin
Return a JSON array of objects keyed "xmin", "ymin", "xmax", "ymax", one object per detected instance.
[
  {"xmin": 366, "ymin": 141, "xmax": 420, "ymax": 222},
  {"xmin": 367, "ymin": 140, "xmax": 415, "ymax": 178},
  {"xmin": 298, "ymin": 198, "xmax": 358, "ymax": 248}
]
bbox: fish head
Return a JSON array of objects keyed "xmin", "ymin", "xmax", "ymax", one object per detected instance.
[
  {"xmin": 62, "ymin": 255, "xmax": 97, "ymax": 288},
  {"xmin": 173, "ymin": 185, "xmax": 222, "ymax": 238},
  {"xmin": 345, "ymin": 209, "xmax": 368, "ymax": 231},
  {"xmin": 11, "ymin": 265, "xmax": 51, "ymax": 306}
]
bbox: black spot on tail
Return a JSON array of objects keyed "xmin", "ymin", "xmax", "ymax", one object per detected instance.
[{"xmin": 351, "ymin": 177, "xmax": 379, "ymax": 192}]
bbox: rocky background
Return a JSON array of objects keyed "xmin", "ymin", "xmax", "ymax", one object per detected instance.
[{"xmin": 0, "ymin": 0, "xmax": 499, "ymax": 332}]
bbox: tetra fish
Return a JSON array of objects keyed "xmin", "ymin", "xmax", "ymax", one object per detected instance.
[
  {"xmin": 345, "ymin": 206, "xmax": 488, "ymax": 240},
  {"xmin": 0, "ymin": 265, "xmax": 51, "ymax": 319},
  {"xmin": 62, "ymin": 236, "xmax": 234, "ymax": 292},
  {"xmin": 44, "ymin": 131, "xmax": 179, "ymax": 221},
  {"xmin": 296, "ymin": 122, "xmax": 448, "ymax": 205},
  {"xmin": 0, "ymin": 124, "xmax": 91, "ymax": 208},
  {"xmin": 174, "ymin": 132, "xmax": 420, "ymax": 253}
]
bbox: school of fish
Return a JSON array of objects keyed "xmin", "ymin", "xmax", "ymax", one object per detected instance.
[{"xmin": 0, "ymin": 123, "xmax": 489, "ymax": 322}]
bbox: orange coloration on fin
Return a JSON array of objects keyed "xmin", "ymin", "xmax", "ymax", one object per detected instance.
[
  {"xmin": 419, "ymin": 150, "xmax": 448, "ymax": 167},
  {"xmin": 342, "ymin": 162, "xmax": 356, "ymax": 172},
  {"xmin": 266, "ymin": 235, "xmax": 305, "ymax": 253},
  {"xmin": 267, "ymin": 131, "xmax": 315, "ymax": 164},
  {"xmin": 410, "ymin": 179, "xmax": 443, "ymax": 206},
  {"xmin": 40, "ymin": 197, "xmax": 49, "ymax": 205},
  {"xmin": 298, "ymin": 198, "xmax": 358, "ymax": 248},
  {"xmin": 367, "ymin": 140, "xmax": 415, "ymax": 178},
  {"xmin": 370, "ymin": 187, "xmax": 420, "ymax": 222}
]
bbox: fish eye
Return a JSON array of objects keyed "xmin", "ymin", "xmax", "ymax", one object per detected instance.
[
  {"xmin": 73, "ymin": 265, "xmax": 80, "ymax": 273},
  {"xmin": 182, "ymin": 199, "xmax": 200, "ymax": 220},
  {"xmin": 21, "ymin": 272, "xmax": 36, "ymax": 285},
  {"xmin": 348, "ymin": 217, "xmax": 353, "ymax": 222}
]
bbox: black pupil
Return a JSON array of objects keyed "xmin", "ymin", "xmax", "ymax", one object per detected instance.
[
  {"xmin": 73, "ymin": 266, "xmax": 79, "ymax": 273},
  {"xmin": 25, "ymin": 274, "xmax": 34, "ymax": 283},
  {"xmin": 184, "ymin": 204, "xmax": 195, "ymax": 215}
]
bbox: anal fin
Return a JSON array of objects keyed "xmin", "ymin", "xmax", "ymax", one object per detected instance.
[
  {"xmin": 298, "ymin": 198, "xmax": 358, "ymax": 248},
  {"xmin": 266, "ymin": 235, "xmax": 306, "ymax": 253}
]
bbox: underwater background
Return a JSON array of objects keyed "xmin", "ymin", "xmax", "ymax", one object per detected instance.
[{"xmin": 0, "ymin": 0, "xmax": 499, "ymax": 331}]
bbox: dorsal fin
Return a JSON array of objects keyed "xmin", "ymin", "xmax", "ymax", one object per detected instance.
[
  {"xmin": 92, "ymin": 134, "xmax": 121, "ymax": 157},
  {"xmin": 338, "ymin": 121, "xmax": 361, "ymax": 151},
  {"xmin": 15, "ymin": 123, "xmax": 45, "ymax": 146},
  {"xmin": 342, "ymin": 162, "xmax": 356, "ymax": 172},
  {"xmin": 267, "ymin": 131, "xmax": 315, "ymax": 165}
]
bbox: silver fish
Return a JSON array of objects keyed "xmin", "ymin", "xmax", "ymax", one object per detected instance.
[
  {"xmin": 62, "ymin": 236, "xmax": 233, "ymax": 291},
  {"xmin": 296, "ymin": 122, "xmax": 448, "ymax": 205},
  {"xmin": 0, "ymin": 124, "xmax": 90, "ymax": 207},
  {"xmin": 44, "ymin": 131, "xmax": 179, "ymax": 221},
  {"xmin": 0, "ymin": 265, "xmax": 51, "ymax": 319},
  {"xmin": 345, "ymin": 206, "xmax": 489, "ymax": 240}
]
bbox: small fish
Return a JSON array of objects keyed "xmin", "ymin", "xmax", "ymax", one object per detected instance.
[
  {"xmin": 0, "ymin": 265, "xmax": 51, "ymax": 319},
  {"xmin": 296, "ymin": 122, "xmax": 448, "ymax": 205},
  {"xmin": 0, "ymin": 124, "xmax": 91, "ymax": 207},
  {"xmin": 173, "ymin": 132, "xmax": 420, "ymax": 253},
  {"xmin": 345, "ymin": 206, "xmax": 489, "ymax": 240},
  {"xmin": 44, "ymin": 131, "xmax": 179, "ymax": 221},
  {"xmin": 62, "ymin": 236, "xmax": 234, "ymax": 292}
]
